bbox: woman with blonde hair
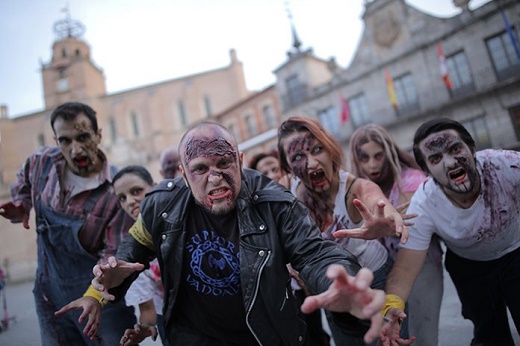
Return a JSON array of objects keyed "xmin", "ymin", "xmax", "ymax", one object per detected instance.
[{"xmin": 348, "ymin": 123, "xmax": 443, "ymax": 346}]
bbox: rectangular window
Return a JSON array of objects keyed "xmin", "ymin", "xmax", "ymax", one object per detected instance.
[
  {"xmin": 228, "ymin": 124, "xmax": 240, "ymax": 142},
  {"xmin": 262, "ymin": 104, "xmax": 277, "ymax": 129},
  {"xmin": 130, "ymin": 111, "xmax": 140, "ymax": 137},
  {"xmin": 285, "ymin": 74, "xmax": 306, "ymax": 109},
  {"xmin": 462, "ymin": 117, "xmax": 491, "ymax": 150},
  {"xmin": 486, "ymin": 30, "xmax": 520, "ymax": 80},
  {"xmin": 318, "ymin": 106, "xmax": 340, "ymax": 136},
  {"xmin": 393, "ymin": 73, "xmax": 419, "ymax": 115},
  {"xmin": 178, "ymin": 100, "xmax": 187, "ymax": 127},
  {"xmin": 349, "ymin": 93, "xmax": 371, "ymax": 126},
  {"xmin": 446, "ymin": 51, "xmax": 474, "ymax": 91},
  {"xmin": 37, "ymin": 133, "xmax": 45, "ymax": 146},
  {"xmin": 109, "ymin": 118, "xmax": 117, "ymax": 143},
  {"xmin": 204, "ymin": 95, "xmax": 212, "ymax": 117},
  {"xmin": 245, "ymin": 114, "xmax": 257, "ymax": 137}
]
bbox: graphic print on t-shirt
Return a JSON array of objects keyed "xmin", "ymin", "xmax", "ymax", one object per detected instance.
[
  {"xmin": 176, "ymin": 204, "xmax": 253, "ymax": 343},
  {"xmin": 185, "ymin": 228, "xmax": 240, "ymax": 296}
]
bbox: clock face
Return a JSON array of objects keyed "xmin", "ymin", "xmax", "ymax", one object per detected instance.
[{"xmin": 57, "ymin": 78, "xmax": 69, "ymax": 91}]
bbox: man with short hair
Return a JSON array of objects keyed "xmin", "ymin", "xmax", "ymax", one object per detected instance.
[
  {"xmin": 372, "ymin": 118, "xmax": 520, "ymax": 345},
  {"xmin": 159, "ymin": 145, "xmax": 180, "ymax": 179},
  {"xmin": 0, "ymin": 102, "xmax": 136, "ymax": 345},
  {"xmin": 92, "ymin": 121, "xmax": 404, "ymax": 345}
]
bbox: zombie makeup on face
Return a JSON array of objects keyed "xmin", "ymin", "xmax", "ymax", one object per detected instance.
[
  {"xmin": 285, "ymin": 133, "xmax": 314, "ymax": 179},
  {"xmin": 53, "ymin": 114, "xmax": 101, "ymax": 177},
  {"xmin": 184, "ymin": 137, "xmax": 237, "ymax": 165},
  {"xmin": 420, "ymin": 130, "xmax": 477, "ymax": 194},
  {"xmin": 182, "ymin": 132, "xmax": 241, "ymax": 215}
]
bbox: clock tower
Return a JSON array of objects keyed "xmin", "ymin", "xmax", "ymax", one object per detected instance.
[{"xmin": 41, "ymin": 12, "xmax": 106, "ymax": 110}]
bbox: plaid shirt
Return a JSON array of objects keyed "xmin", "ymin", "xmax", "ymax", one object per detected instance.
[{"xmin": 11, "ymin": 146, "xmax": 133, "ymax": 262}]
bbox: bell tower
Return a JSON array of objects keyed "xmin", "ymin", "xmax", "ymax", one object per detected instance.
[{"xmin": 41, "ymin": 9, "xmax": 106, "ymax": 109}]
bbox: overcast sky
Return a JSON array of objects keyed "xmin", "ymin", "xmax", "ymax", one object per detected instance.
[{"xmin": 0, "ymin": 0, "xmax": 491, "ymax": 117}]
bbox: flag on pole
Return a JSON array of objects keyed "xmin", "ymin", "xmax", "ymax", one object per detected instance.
[
  {"xmin": 436, "ymin": 42, "xmax": 453, "ymax": 90},
  {"xmin": 501, "ymin": 11, "xmax": 520, "ymax": 62},
  {"xmin": 385, "ymin": 69, "xmax": 398, "ymax": 109},
  {"xmin": 340, "ymin": 96, "xmax": 350, "ymax": 124}
]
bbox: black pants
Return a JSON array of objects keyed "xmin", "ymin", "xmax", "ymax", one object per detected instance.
[
  {"xmin": 294, "ymin": 289, "xmax": 330, "ymax": 346},
  {"xmin": 445, "ymin": 247, "xmax": 520, "ymax": 346}
]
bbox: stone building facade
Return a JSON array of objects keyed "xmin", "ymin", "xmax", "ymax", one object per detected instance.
[{"xmin": 271, "ymin": 0, "xmax": 520, "ymax": 156}]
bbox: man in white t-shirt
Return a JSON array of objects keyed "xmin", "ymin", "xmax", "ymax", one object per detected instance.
[{"xmin": 376, "ymin": 118, "xmax": 520, "ymax": 346}]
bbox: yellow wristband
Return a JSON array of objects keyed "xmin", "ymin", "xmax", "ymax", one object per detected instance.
[
  {"xmin": 381, "ymin": 294, "xmax": 405, "ymax": 317},
  {"xmin": 83, "ymin": 284, "xmax": 108, "ymax": 307}
]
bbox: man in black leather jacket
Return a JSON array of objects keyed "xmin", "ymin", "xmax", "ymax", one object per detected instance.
[{"xmin": 92, "ymin": 122, "xmax": 404, "ymax": 345}]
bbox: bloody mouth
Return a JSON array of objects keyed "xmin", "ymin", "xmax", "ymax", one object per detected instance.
[
  {"xmin": 449, "ymin": 168, "xmax": 467, "ymax": 183},
  {"xmin": 75, "ymin": 157, "xmax": 90, "ymax": 168},
  {"xmin": 208, "ymin": 187, "xmax": 231, "ymax": 200},
  {"xmin": 310, "ymin": 170, "xmax": 327, "ymax": 186}
]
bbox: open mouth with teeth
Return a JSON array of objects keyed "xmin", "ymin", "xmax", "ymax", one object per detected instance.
[
  {"xmin": 310, "ymin": 170, "xmax": 327, "ymax": 187},
  {"xmin": 208, "ymin": 187, "xmax": 231, "ymax": 200},
  {"xmin": 449, "ymin": 167, "xmax": 467, "ymax": 183}
]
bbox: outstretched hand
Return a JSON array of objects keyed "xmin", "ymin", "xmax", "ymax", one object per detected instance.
[
  {"xmin": 301, "ymin": 265, "xmax": 385, "ymax": 344},
  {"xmin": 0, "ymin": 201, "xmax": 29, "ymax": 229},
  {"xmin": 120, "ymin": 323, "xmax": 158, "ymax": 346},
  {"xmin": 333, "ymin": 199, "xmax": 408, "ymax": 243},
  {"xmin": 395, "ymin": 202, "xmax": 418, "ymax": 227},
  {"xmin": 55, "ymin": 297, "xmax": 101, "ymax": 340},
  {"xmin": 378, "ymin": 308, "xmax": 416, "ymax": 346},
  {"xmin": 91, "ymin": 256, "xmax": 144, "ymax": 301}
]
